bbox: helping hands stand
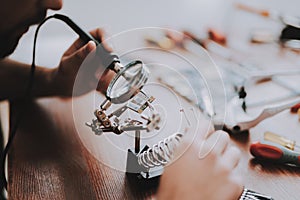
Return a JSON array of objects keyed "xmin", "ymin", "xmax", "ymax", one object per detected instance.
[{"xmin": 85, "ymin": 60, "xmax": 183, "ymax": 181}]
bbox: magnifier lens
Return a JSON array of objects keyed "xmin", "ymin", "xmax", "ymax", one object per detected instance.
[{"xmin": 106, "ymin": 60, "xmax": 149, "ymax": 104}]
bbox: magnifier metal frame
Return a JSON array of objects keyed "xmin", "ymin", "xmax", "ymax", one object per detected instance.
[{"xmin": 106, "ymin": 60, "xmax": 149, "ymax": 104}]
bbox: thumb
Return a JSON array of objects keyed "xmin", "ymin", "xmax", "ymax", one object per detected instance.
[{"xmin": 68, "ymin": 41, "xmax": 97, "ymax": 65}]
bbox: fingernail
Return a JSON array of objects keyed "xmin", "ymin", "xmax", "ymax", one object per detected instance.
[{"xmin": 86, "ymin": 41, "xmax": 96, "ymax": 52}]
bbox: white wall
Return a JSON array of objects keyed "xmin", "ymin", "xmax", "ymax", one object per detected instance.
[{"xmin": 10, "ymin": 0, "xmax": 300, "ymax": 67}]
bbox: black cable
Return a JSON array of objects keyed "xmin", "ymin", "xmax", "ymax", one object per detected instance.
[
  {"xmin": 0, "ymin": 14, "xmax": 119, "ymax": 197},
  {"xmin": 0, "ymin": 15, "xmax": 56, "ymax": 194}
]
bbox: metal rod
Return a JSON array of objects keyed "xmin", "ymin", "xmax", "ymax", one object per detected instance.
[{"xmin": 135, "ymin": 130, "xmax": 141, "ymax": 153}]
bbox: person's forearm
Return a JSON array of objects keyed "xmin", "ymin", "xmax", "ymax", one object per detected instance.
[{"xmin": 0, "ymin": 58, "xmax": 56, "ymax": 100}]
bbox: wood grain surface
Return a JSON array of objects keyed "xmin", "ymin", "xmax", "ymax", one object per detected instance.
[
  {"xmin": 7, "ymin": 95, "xmax": 300, "ymax": 200},
  {"xmin": 8, "ymin": 98, "xmax": 157, "ymax": 200}
]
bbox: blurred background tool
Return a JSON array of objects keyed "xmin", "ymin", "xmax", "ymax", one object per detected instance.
[
  {"xmin": 250, "ymin": 140, "xmax": 300, "ymax": 166},
  {"xmin": 264, "ymin": 131, "xmax": 300, "ymax": 151},
  {"xmin": 290, "ymin": 102, "xmax": 300, "ymax": 113},
  {"xmin": 208, "ymin": 28, "xmax": 227, "ymax": 46},
  {"xmin": 235, "ymin": 3, "xmax": 278, "ymax": 19},
  {"xmin": 235, "ymin": 3, "xmax": 300, "ymax": 26},
  {"xmin": 235, "ymin": 3, "xmax": 300, "ymax": 47},
  {"xmin": 183, "ymin": 30, "xmax": 237, "ymax": 61},
  {"xmin": 222, "ymin": 97, "xmax": 300, "ymax": 134}
]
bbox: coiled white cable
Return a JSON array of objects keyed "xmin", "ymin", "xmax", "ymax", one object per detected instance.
[{"xmin": 137, "ymin": 133, "xmax": 183, "ymax": 168}]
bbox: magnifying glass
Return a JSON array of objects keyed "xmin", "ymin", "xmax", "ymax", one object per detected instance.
[{"xmin": 106, "ymin": 60, "xmax": 149, "ymax": 104}]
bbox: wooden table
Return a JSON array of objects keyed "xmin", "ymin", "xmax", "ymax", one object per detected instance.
[
  {"xmin": 7, "ymin": 86, "xmax": 300, "ymax": 200},
  {"xmin": 7, "ymin": 40, "xmax": 300, "ymax": 200},
  {"xmin": 8, "ymin": 98, "xmax": 158, "ymax": 200}
]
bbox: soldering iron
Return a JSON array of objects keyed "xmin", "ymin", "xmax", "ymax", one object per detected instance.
[{"xmin": 51, "ymin": 14, "xmax": 122, "ymax": 73}]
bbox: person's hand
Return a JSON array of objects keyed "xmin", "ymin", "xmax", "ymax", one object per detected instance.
[
  {"xmin": 157, "ymin": 130, "xmax": 243, "ymax": 200},
  {"xmin": 50, "ymin": 28, "xmax": 115, "ymax": 97}
]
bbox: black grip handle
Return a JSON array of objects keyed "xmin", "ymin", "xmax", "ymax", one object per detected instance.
[{"xmin": 53, "ymin": 14, "xmax": 119, "ymax": 69}]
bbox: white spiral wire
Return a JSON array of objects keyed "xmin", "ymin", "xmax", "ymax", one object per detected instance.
[{"xmin": 137, "ymin": 133, "xmax": 183, "ymax": 168}]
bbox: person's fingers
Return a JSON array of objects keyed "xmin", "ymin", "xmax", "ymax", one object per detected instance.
[
  {"xmin": 213, "ymin": 131, "xmax": 230, "ymax": 155},
  {"xmin": 182, "ymin": 112, "xmax": 214, "ymax": 147},
  {"xmin": 63, "ymin": 38, "xmax": 85, "ymax": 57},
  {"xmin": 221, "ymin": 146, "xmax": 241, "ymax": 170},
  {"xmin": 89, "ymin": 28, "xmax": 104, "ymax": 41},
  {"xmin": 96, "ymin": 69, "xmax": 115, "ymax": 94},
  {"xmin": 208, "ymin": 131, "xmax": 229, "ymax": 154},
  {"xmin": 203, "ymin": 121, "xmax": 222, "ymax": 139},
  {"xmin": 64, "ymin": 28, "xmax": 105, "ymax": 57},
  {"xmin": 228, "ymin": 174, "xmax": 244, "ymax": 200},
  {"xmin": 67, "ymin": 41, "xmax": 96, "ymax": 65},
  {"xmin": 90, "ymin": 28, "xmax": 113, "ymax": 52},
  {"xmin": 198, "ymin": 130, "xmax": 229, "ymax": 159}
]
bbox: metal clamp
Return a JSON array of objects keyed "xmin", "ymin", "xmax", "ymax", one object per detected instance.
[{"xmin": 239, "ymin": 188, "xmax": 273, "ymax": 200}]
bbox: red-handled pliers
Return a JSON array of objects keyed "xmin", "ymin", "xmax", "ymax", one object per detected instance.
[{"xmin": 250, "ymin": 140, "xmax": 300, "ymax": 166}]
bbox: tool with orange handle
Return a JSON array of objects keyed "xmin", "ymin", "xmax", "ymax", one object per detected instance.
[{"xmin": 250, "ymin": 140, "xmax": 300, "ymax": 166}]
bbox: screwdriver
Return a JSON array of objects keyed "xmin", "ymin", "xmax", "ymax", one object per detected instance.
[
  {"xmin": 264, "ymin": 131, "xmax": 300, "ymax": 151},
  {"xmin": 250, "ymin": 140, "xmax": 300, "ymax": 166}
]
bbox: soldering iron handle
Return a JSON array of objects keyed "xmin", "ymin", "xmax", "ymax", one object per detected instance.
[{"xmin": 53, "ymin": 14, "xmax": 120, "ymax": 70}]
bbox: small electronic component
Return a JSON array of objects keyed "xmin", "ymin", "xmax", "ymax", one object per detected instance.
[{"xmin": 127, "ymin": 91, "xmax": 155, "ymax": 113}]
